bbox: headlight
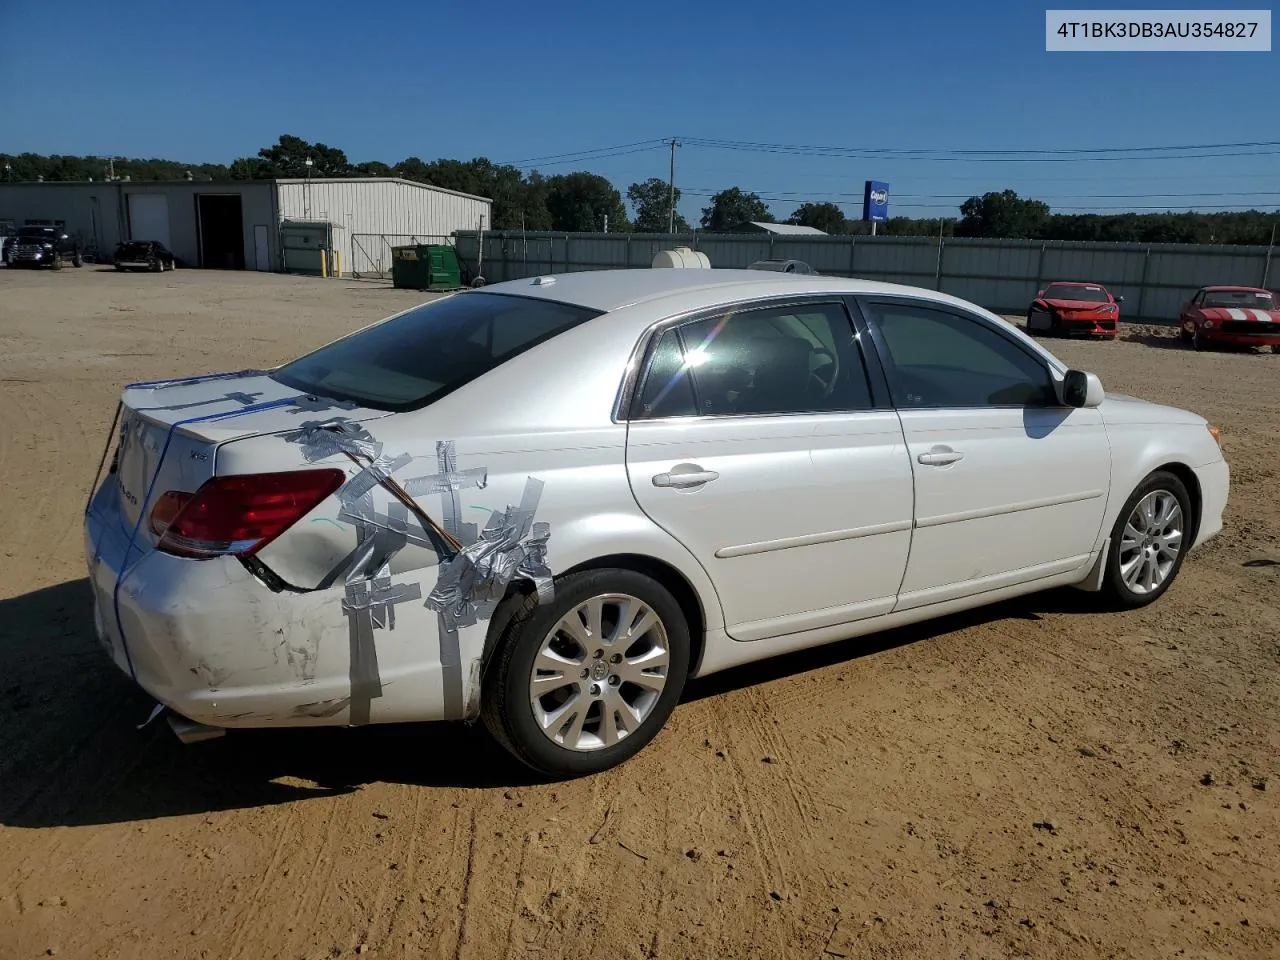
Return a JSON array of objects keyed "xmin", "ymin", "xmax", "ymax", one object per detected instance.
[
  {"xmin": 1101, "ymin": 304, "xmax": 1117, "ymax": 314},
  {"xmin": 1204, "ymin": 320, "xmax": 1214, "ymax": 329}
]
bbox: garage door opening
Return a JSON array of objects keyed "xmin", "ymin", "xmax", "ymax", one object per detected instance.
[{"xmin": 197, "ymin": 194, "xmax": 245, "ymax": 269}]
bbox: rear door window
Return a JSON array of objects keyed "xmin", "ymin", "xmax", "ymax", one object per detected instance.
[
  {"xmin": 271, "ymin": 292, "xmax": 601, "ymax": 411},
  {"xmin": 632, "ymin": 302, "xmax": 873, "ymax": 418}
]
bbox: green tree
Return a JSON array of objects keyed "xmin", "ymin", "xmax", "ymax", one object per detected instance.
[
  {"xmin": 353, "ymin": 160, "xmax": 393, "ymax": 177},
  {"xmin": 627, "ymin": 178, "xmax": 689, "ymax": 232},
  {"xmin": 700, "ymin": 187, "xmax": 773, "ymax": 231},
  {"xmin": 546, "ymin": 172, "xmax": 629, "ymax": 232},
  {"xmin": 956, "ymin": 190, "xmax": 1050, "ymax": 239},
  {"xmin": 230, "ymin": 135, "xmax": 351, "ymax": 179},
  {"xmin": 786, "ymin": 201, "xmax": 847, "ymax": 234}
]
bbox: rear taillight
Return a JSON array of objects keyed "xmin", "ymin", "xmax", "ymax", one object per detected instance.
[{"xmin": 150, "ymin": 469, "xmax": 344, "ymax": 559}]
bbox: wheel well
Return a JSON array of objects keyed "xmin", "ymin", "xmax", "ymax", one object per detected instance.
[
  {"xmin": 479, "ymin": 554, "xmax": 710, "ymax": 684},
  {"xmin": 1155, "ymin": 461, "xmax": 1202, "ymax": 543},
  {"xmin": 562, "ymin": 554, "xmax": 708, "ymax": 674}
]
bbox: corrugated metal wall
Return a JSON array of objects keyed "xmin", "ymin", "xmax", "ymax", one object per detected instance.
[
  {"xmin": 0, "ymin": 181, "xmax": 279, "ymax": 269},
  {"xmin": 453, "ymin": 231, "xmax": 1278, "ymax": 323},
  {"xmin": 274, "ymin": 179, "xmax": 490, "ymax": 276}
]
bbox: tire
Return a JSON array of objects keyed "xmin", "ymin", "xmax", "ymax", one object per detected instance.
[
  {"xmin": 51, "ymin": 256, "xmax": 62, "ymax": 271},
  {"xmin": 1100, "ymin": 470, "xmax": 1193, "ymax": 610},
  {"xmin": 114, "ymin": 264, "xmax": 125, "ymax": 272},
  {"xmin": 1271, "ymin": 344, "xmax": 1280, "ymax": 354},
  {"xmin": 1192, "ymin": 327, "xmax": 1207, "ymax": 351},
  {"xmin": 481, "ymin": 568, "xmax": 691, "ymax": 777},
  {"xmin": 72, "ymin": 253, "xmax": 83, "ymax": 268},
  {"xmin": 1179, "ymin": 325, "xmax": 1192, "ymax": 342},
  {"xmin": 149, "ymin": 258, "xmax": 161, "ymax": 273}
]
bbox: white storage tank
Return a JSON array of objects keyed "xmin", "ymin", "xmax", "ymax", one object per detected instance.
[{"xmin": 652, "ymin": 246, "xmax": 711, "ymax": 269}]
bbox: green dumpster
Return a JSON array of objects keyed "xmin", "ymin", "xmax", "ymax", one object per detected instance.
[{"xmin": 390, "ymin": 244, "xmax": 463, "ymax": 291}]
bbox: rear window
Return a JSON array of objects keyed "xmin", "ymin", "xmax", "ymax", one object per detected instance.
[{"xmin": 270, "ymin": 292, "xmax": 601, "ymax": 411}]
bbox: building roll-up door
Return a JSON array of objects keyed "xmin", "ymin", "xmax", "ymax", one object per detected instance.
[{"xmin": 128, "ymin": 194, "xmax": 171, "ymax": 248}]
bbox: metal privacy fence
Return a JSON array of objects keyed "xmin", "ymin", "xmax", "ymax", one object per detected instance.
[
  {"xmin": 453, "ymin": 231, "xmax": 1278, "ymax": 323},
  {"xmin": 350, "ymin": 233, "xmax": 457, "ymax": 279}
]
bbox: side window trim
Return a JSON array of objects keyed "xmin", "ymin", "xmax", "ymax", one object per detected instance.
[
  {"xmin": 855, "ymin": 295, "xmax": 1063, "ymax": 411},
  {"xmin": 841, "ymin": 296, "xmax": 893, "ymax": 410},
  {"xmin": 622, "ymin": 296, "xmax": 874, "ymax": 422}
]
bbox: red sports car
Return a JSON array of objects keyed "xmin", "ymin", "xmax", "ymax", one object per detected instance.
[
  {"xmin": 1178, "ymin": 286, "xmax": 1280, "ymax": 353},
  {"xmin": 1026, "ymin": 281, "xmax": 1122, "ymax": 338}
]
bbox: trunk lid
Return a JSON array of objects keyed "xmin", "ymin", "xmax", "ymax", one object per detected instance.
[{"xmin": 110, "ymin": 371, "xmax": 391, "ymax": 543}]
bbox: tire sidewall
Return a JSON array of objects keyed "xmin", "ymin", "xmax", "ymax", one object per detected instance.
[
  {"xmin": 1103, "ymin": 470, "xmax": 1192, "ymax": 608},
  {"xmin": 487, "ymin": 569, "xmax": 691, "ymax": 777}
]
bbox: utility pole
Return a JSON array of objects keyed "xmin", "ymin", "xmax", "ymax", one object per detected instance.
[
  {"xmin": 667, "ymin": 138, "xmax": 681, "ymax": 234},
  {"xmin": 1263, "ymin": 221, "xmax": 1277, "ymax": 288}
]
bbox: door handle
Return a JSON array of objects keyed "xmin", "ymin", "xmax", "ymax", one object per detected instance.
[
  {"xmin": 917, "ymin": 447, "xmax": 964, "ymax": 466},
  {"xmin": 652, "ymin": 465, "xmax": 720, "ymax": 489}
]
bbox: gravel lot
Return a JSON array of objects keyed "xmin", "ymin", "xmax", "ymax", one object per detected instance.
[{"xmin": 1, "ymin": 266, "xmax": 1278, "ymax": 960}]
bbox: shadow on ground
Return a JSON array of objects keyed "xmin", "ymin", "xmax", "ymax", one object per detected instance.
[{"xmin": 0, "ymin": 577, "xmax": 1103, "ymax": 828}]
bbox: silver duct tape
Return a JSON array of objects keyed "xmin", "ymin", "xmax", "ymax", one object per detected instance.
[
  {"xmin": 281, "ymin": 418, "xmax": 383, "ymax": 463},
  {"xmin": 337, "ymin": 452, "xmax": 414, "ymax": 504},
  {"xmin": 142, "ymin": 390, "xmax": 265, "ymax": 412},
  {"xmin": 401, "ymin": 441, "xmax": 488, "ymax": 547},
  {"xmin": 289, "ymin": 395, "xmax": 360, "ymax": 414},
  {"xmin": 426, "ymin": 477, "xmax": 554, "ymax": 632}
]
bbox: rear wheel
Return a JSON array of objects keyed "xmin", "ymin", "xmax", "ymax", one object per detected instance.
[
  {"xmin": 482, "ymin": 569, "xmax": 690, "ymax": 777},
  {"xmin": 1101, "ymin": 470, "xmax": 1192, "ymax": 609}
]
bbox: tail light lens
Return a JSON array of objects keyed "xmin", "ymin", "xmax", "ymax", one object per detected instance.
[{"xmin": 149, "ymin": 469, "xmax": 345, "ymax": 559}]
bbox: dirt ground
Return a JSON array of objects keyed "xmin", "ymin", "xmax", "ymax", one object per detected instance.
[{"xmin": 1, "ymin": 267, "xmax": 1278, "ymax": 960}]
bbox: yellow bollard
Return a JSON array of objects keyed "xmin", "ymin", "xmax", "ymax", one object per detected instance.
[{"xmin": 320, "ymin": 249, "xmax": 328, "ymax": 278}]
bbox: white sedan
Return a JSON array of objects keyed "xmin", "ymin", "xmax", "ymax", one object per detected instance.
[{"xmin": 84, "ymin": 269, "xmax": 1229, "ymax": 775}]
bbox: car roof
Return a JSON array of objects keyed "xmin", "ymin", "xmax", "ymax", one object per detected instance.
[
  {"xmin": 1044, "ymin": 281, "xmax": 1107, "ymax": 288},
  {"xmin": 478, "ymin": 268, "xmax": 966, "ymax": 313},
  {"xmin": 1200, "ymin": 285, "xmax": 1270, "ymax": 293}
]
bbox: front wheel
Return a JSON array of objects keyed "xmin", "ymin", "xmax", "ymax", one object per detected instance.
[
  {"xmin": 482, "ymin": 569, "xmax": 691, "ymax": 777},
  {"xmin": 1192, "ymin": 327, "xmax": 1208, "ymax": 351},
  {"xmin": 1101, "ymin": 470, "xmax": 1193, "ymax": 609},
  {"xmin": 1271, "ymin": 344, "xmax": 1280, "ymax": 354},
  {"xmin": 51, "ymin": 257, "xmax": 62, "ymax": 271},
  {"xmin": 72, "ymin": 252, "xmax": 83, "ymax": 267}
]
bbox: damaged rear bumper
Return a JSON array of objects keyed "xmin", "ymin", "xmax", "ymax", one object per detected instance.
[{"xmin": 84, "ymin": 479, "xmax": 459, "ymax": 731}]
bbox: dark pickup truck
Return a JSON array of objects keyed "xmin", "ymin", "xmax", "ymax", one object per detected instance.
[{"xmin": 8, "ymin": 227, "xmax": 84, "ymax": 269}]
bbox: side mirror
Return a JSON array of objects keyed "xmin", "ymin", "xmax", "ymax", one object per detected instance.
[
  {"xmin": 1062, "ymin": 369, "xmax": 1105, "ymax": 408},
  {"xmin": 1036, "ymin": 289, "xmax": 1045, "ymax": 298},
  {"xmin": 1116, "ymin": 295, "xmax": 1125, "ymax": 303}
]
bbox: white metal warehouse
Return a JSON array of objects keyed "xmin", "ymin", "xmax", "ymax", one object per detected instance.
[
  {"xmin": 275, "ymin": 178, "xmax": 490, "ymax": 276},
  {"xmin": 0, "ymin": 178, "xmax": 491, "ymax": 276}
]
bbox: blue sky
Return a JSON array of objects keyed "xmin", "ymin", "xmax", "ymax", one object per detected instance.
[{"xmin": 2, "ymin": 0, "xmax": 1277, "ymax": 222}]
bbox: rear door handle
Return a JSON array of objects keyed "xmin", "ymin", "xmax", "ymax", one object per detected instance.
[
  {"xmin": 652, "ymin": 465, "xmax": 720, "ymax": 489},
  {"xmin": 917, "ymin": 447, "xmax": 964, "ymax": 466}
]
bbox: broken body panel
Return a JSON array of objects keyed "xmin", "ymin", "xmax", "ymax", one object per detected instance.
[{"xmin": 84, "ymin": 352, "xmax": 717, "ymax": 731}]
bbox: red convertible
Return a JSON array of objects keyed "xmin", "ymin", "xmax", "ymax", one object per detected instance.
[
  {"xmin": 1026, "ymin": 281, "xmax": 1121, "ymax": 338},
  {"xmin": 1179, "ymin": 286, "xmax": 1280, "ymax": 353}
]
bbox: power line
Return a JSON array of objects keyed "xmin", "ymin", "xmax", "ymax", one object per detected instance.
[
  {"xmin": 679, "ymin": 135, "xmax": 1280, "ymax": 161},
  {"xmin": 682, "ymin": 187, "xmax": 1280, "ymax": 201},
  {"xmin": 679, "ymin": 140, "xmax": 1280, "ymax": 164},
  {"xmin": 500, "ymin": 140, "xmax": 669, "ymax": 167}
]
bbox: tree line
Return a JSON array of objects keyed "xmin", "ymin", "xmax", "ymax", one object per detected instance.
[{"xmin": 3, "ymin": 137, "xmax": 1276, "ymax": 245}]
